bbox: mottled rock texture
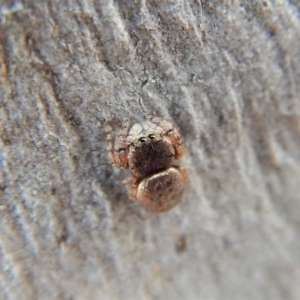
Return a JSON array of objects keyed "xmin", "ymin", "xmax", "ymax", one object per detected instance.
[{"xmin": 0, "ymin": 0, "xmax": 300, "ymax": 299}]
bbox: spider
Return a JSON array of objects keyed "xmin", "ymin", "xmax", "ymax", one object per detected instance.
[{"xmin": 105, "ymin": 115, "xmax": 187, "ymax": 212}]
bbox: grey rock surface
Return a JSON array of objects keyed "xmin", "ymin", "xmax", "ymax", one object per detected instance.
[{"xmin": 0, "ymin": 0, "xmax": 300, "ymax": 299}]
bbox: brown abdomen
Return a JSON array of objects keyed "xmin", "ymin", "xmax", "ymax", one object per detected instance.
[{"xmin": 136, "ymin": 167, "xmax": 186, "ymax": 212}]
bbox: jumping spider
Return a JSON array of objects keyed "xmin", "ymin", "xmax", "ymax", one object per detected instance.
[{"xmin": 105, "ymin": 115, "xmax": 187, "ymax": 212}]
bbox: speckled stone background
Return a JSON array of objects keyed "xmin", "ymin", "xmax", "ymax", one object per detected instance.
[{"xmin": 0, "ymin": 0, "xmax": 300, "ymax": 299}]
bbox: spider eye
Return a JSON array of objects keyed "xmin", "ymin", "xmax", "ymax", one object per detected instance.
[
  {"xmin": 148, "ymin": 134, "xmax": 155, "ymax": 139},
  {"xmin": 138, "ymin": 137, "xmax": 146, "ymax": 143}
]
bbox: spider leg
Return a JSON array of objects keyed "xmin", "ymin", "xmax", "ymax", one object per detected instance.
[
  {"xmin": 176, "ymin": 167, "xmax": 188, "ymax": 182},
  {"xmin": 123, "ymin": 176, "xmax": 139, "ymax": 201},
  {"xmin": 114, "ymin": 120, "xmax": 130, "ymax": 168},
  {"xmin": 105, "ymin": 124, "xmax": 116, "ymax": 165}
]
